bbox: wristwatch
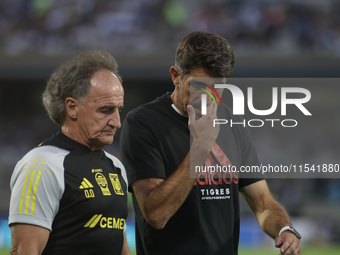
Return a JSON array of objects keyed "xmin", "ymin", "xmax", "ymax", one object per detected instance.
[{"xmin": 278, "ymin": 226, "xmax": 301, "ymax": 240}]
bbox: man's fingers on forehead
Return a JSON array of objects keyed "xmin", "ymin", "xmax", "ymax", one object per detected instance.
[{"xmin": 206, "ymin": 100, "xmax": 216, "ymax": 114}]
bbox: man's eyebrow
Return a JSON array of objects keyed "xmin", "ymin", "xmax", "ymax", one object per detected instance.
[
  {"xmin": 98, "ymin": 105, "xmax": 114, "ymax": 110},
  {"xmin": 98, "ymin": 104, "xmax": 124, "ymax": 111}
]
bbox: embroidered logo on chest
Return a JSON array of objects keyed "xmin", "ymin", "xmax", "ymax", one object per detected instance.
[
  {"xmin": 109, "ymin": 173, "xmax": 124, "ymax": 195},
  {"xmin": 79, "ymin": 178, "xmax": 95, "ymax": 198}
]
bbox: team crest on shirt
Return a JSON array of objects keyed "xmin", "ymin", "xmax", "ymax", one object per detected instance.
[
  {"xmin": 90, "ymin": 169, "xmax": 124, "ymax": 196},
  {"xmin": 109, "ymin": 173, "xmax": 124, "ymax": 195}
]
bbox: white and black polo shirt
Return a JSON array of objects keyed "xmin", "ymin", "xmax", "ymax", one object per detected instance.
[{"xmin": 9, "ymin": 131, "xmax": 128, "ymax": 255}]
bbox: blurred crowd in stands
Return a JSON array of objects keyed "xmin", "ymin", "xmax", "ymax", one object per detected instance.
[{"xmin": 0, "ymin": 0, "xmax": 340, "ymax": 56}]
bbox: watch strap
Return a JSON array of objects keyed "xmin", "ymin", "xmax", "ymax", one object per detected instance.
[{"xmin": 278, "ymin": 226, "xmax": 301, "ymax": 239}]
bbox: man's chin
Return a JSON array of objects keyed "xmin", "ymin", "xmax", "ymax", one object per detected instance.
[{"xmin": 97, "ymin": 135, "xmax": 114, "ymax": 147}]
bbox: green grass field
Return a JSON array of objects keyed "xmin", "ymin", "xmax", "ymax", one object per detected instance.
[
  {"xmin": 0, "ymin": 249, "xmax": 10, "ymax": 255},
  {"xmin": 1, "ymin": 246, "xmax": 339, "ymax": 254},
  {"xmin": 238, "ymin": 245, "xmax": 340, "ymax": 255}
]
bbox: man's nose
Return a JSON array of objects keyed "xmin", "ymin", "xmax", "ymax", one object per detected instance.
[{"xmin": 108, "ymin": 110, "xmax": 121, "ymax": 129}]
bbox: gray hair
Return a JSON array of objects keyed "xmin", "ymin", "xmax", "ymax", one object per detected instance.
[{"xmin": 42, "ymin": 50, "xmax": 122, "ymax": 125}]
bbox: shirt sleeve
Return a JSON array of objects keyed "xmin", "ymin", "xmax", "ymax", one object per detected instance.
[
  {"xmin": 120, "ymin": 112, "xmax": 166, "ymax": 191},
  {"xmin": 8, "ymin": 146, "xmax": 66, "ymax": 231}
]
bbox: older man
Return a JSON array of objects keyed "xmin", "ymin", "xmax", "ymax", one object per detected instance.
[{"xmin": 9, "ymin": 50, "xmax": 130, "ymax": 255}]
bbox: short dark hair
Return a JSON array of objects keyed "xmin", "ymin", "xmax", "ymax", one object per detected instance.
[
  {"xmin": 175, "ymin": 31, "xmax": 234, "ymax": 78},
  {"xmin": 42, "ymin": 49, "xmax": 122, "ymax": 125}
]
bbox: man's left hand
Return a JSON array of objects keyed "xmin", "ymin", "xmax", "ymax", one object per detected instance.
[{"xmin": 275, "ymin": 231, "xmax": 302, "ymax": 255}]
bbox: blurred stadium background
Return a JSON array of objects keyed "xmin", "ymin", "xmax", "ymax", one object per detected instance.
[{"xmin": 0, "ymin": 0, "xmax": 340, "ymax": 254}]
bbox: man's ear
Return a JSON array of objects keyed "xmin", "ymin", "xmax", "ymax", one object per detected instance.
[
  {"xmin": 65, "ymin": 97, "xmax": 78, "ymax": 120},
  {"xmin": 170, "ymin": 66, "xmax": 180, "ymax": 87}
]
